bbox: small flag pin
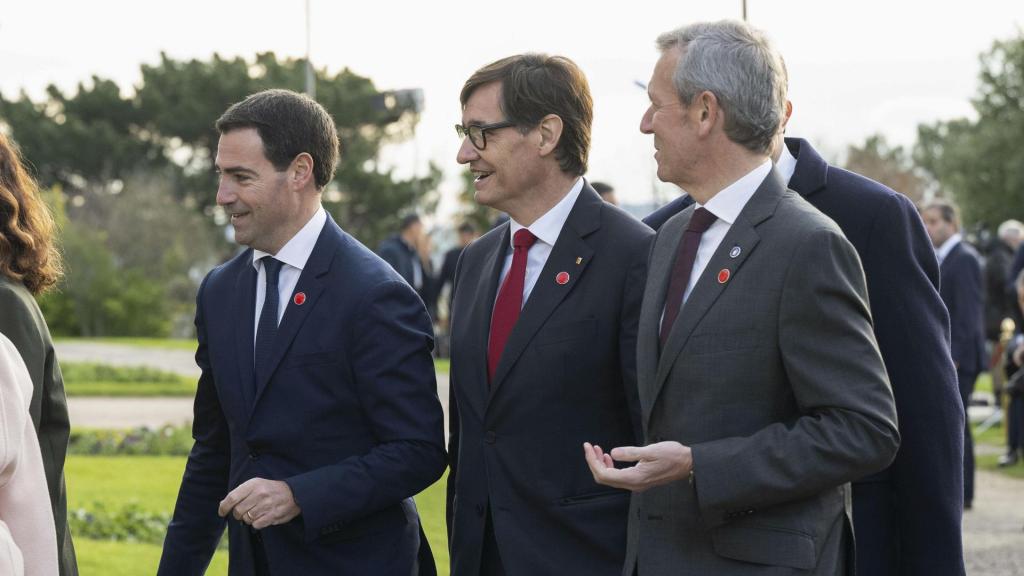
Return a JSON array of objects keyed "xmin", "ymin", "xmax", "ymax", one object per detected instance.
[{"xmin": 730, "ymin": 246, "xmax": 741, "ymax": 258}]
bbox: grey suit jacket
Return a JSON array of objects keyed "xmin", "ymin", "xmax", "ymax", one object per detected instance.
[
  {"xmin": 627, "ymin": 170, "xmax": 899, "ymax": 575},
  {"xmin": 0, "ymin": 275, "xmax": 77, "ymax": 576}
]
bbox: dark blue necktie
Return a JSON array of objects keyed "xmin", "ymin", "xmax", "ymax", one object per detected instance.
[{"xmin": 254, "ymin": 257, "xmax": 283, "ymax": 390}]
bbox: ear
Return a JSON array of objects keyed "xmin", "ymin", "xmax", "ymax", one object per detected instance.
[
  {"xmin": 290, "ymin": 153, "xmax": 316, "ymax": 190},
  {"xmin": 536, "ymin": 114, "xmax": 564, "ymax": 158},
  {"xmin": 694, "ymin": 91, "xmax": 718, "ymax": 137},
  {"xmin": 782, "ymin": 100, "xmax": 793, "ymax": 131}
]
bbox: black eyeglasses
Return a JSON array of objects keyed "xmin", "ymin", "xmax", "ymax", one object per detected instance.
[{"xmin": 455, "ymin": 120, "xmax": 516, "ymax": 150}]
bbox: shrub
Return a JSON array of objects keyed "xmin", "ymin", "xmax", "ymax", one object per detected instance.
[{"xmin": 69, "ymin": 426, "xmax": 193, "ymax": 456}]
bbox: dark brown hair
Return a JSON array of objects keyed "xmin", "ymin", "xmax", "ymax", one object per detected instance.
[
  {"xmin": 216, "ymin": 89, "xmax": 340, "ymax": 190},
  {"xmin": 922, "ymin": 199, "xmax": 961, "ymax": 229},
  {"xmin": 461, "ymin": 54, "xmax": 592, "ymax": 176},
  {"xmin": 0, "ymin": 133, "xmax": 63, "ymax": 294}
]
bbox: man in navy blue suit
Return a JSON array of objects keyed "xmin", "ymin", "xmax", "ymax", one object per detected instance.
[
  {"xmin": 645, "ymin": 115, "xmax": 965, "ymax": 574},
  {"xmin": 158, "ymin": 89, "xmax": 446, "ymax": 576},
  {"xmin": 447, "ymin": 54, "xmax": 652, "ymax": 576},
  {"xmin": 922, "ymin": 199, "xmax": 986, "ymax": 513}
]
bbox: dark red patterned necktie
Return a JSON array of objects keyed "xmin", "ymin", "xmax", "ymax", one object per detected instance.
[
  {"xmin": 660, "ymin": 208, "xmax": 718, "ymax": 347},
  {"xmin": 488, "ymin": 229, "xmax": 538, "ymax": 384}
]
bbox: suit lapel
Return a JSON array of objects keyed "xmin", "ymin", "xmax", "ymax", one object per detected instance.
[
  {"xmin": 648, "ymin": 170, "xmax": 785, "ymax": 419},
  {"xmin": 489, "ymin": 189, "xmax": 600, "ymax": 398},
  {"xmin": 459, "ymin": 226, "xmax": 509, "ymax": 418},
  {"xmin": 233, "ymin": 253, "xmax": 258, "ymax": 411},
  {"xmin": 249, "ymin": 217, "xmax": 339, "ymax": 411},
  {"xmin": 637, "ymin": 213, "xmax": 686, "ymax": 423}
]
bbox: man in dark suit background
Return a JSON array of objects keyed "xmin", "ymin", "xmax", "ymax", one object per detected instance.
[
  {"xmin": 586, "ymin": 20, "xmax": 898, "ymax": 575},
  {"xmin": 379, "ymin": 213, "xmax": 435, "ymax": 316},
  {"xmin": 923, "ymin": 199, "xmax": 986, "ymax": 511},
  {"xmin": 645, "ymin": 126, "xmax": 965, "ymax": 574},
  {"xmin": 447, "ymin": 54, "xmax": 653, "ymax": 575},
  {"xmin": 158, "ymin": 89, "xmax": 446, "ymax": 575},
  {"xmin": 437, "ymin": 222, "xmax": 478, "ymax": 308}
]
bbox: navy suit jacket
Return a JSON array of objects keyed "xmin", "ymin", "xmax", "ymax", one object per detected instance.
[
  {"xmin": 645, "ymin": 138, "xmax": 965, "ymax": 576},
  {"xmin": 941, "ymin": 241, "xmax": 987, "ymax": 378},
  {"xmin": 159, "ymin": 214, "xmax": 447, "ymax": 576},
  {"xmin": 447, "ymin": 185, "xmax": 652, "ymax": 575}
]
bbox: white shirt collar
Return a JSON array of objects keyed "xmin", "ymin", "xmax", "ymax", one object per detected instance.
[
  {"xmin": 252, "ymin": 206, "xmax": 327, "ymax": 271},
  {"xmin": 936, "ymin": 232, "xmax": 962, "ymax": 263},
  {"xmin": 775, "ymin": 140, "xmax": 798, "ymax": 185},
  {"xmin": 508, "ymin": 177, "xmax": 584, "ymax": 248},
  {"xmin": 696, "ymin": 160, "xmax": 772, "ymax": 225}
]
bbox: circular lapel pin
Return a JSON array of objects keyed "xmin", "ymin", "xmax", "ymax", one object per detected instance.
[
  {"xmin": 556, "ymin": 271, "xmax": 570, "ymax": 285},
  {"xmin": 293, "ymin": 292, "xmax": 307, "ymax": 306},
  {"xmin": 717, "ymin": 269, "xmax": 731, "ymax": 284},
  {"xmin": 730, "ymin": 246, "xmax": 742, "ymax": 258}
]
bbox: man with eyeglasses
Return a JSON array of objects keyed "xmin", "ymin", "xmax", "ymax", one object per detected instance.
[{"xmin": 446, "ymin": 54, "xmax": 653, "ymax": 576}]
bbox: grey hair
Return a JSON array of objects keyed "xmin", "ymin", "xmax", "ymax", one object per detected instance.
[
  {"xmin": 998, "ymin": 219, "xmax": 1024, "ymax": 241},
  {"xmin": 656, "ymin": 20, "xmax": 787, "ymax": 155}
]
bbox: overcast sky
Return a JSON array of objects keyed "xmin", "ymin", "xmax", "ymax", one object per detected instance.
[{"xmin": 2, "ymin": 0, "xmax": 1022, "ymax": 218}]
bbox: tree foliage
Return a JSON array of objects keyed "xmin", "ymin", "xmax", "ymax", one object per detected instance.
[
  {"xmin": 0, "ymin": 51, "xmax": 439, "ymax": 247},
  {"xmin": 843, "ymin": 134, "xmax": 932, "ymax": 204},
  {"xmin": 3, "ymin": 52, "xmax": 441, "ymax": 336},
  {"xmin": 915, "ymin": 32, "xmax": 1024, "ymax": 226}
]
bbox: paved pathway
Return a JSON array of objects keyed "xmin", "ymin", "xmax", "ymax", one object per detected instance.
[
  {"xmin": 964, "ymin": 466, "xmax": 1024, "ymax": 575},
  {"xmin": 56, "ymin": 341, "xmax": 1024, "ymax": 574},
  {"xmin": 58, "ymin": 341, "xmax": 449, "ymax": 430},
  {"xmin": 56, "ymin": 341, "xmax": 200, "ymax": 378}
]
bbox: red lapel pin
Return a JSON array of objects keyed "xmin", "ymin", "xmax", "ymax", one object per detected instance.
[
  {"xmin": 717, "ymin": 269, "xmax": 730, "ymax": 284},
  {"xmin": 556, "ymin": 271, "xmax": 570, "ymax": 285},
  {"xmin": 293, "ymin": 292, "xmax": 307, "ymax": 306}
]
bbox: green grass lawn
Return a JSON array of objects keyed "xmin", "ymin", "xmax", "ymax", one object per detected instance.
[
  {"xmin": 61, "ymin": 362, "xmax": 196, "ymax": 397},
  {"xmin": 77, "ymin": 539, "xmax": 229, "ymax": 575},
  {"xmin": 976, "ymin": 372, "xmax": 993, "ymax": 394},
  {"xmin": 56, "ymin": 337, "xmax": 199, "ymax": 350},
  {"xmin": 66, "ymin": 455, "xmax": 449, "ymax": 575},
  {"xmin": 61, "ymin": 358, "xmax": 448, "ymax": 396},
  {"xmin": 971, "ymin": 420, "xmax": 1024, "ymax": 479}
]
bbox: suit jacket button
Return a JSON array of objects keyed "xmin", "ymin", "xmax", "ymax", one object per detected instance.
[
  {"xmin": 476, "ymin": 504, "xmax": 485, "ymax": 517},
  {"xmin": 249, "ymin": 451, "xmax": 260, "ymax": 460},
  {"xmin": 485, "ymin": 431, "xmax": 497, "ymax": 444}
]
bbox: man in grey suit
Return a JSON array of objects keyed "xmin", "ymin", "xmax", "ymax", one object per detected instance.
[{"xmin": 584, "ymin": 20, "xmax": 899, "ymax": 575}]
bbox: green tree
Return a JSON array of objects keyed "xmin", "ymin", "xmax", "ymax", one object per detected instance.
[
  {"xmin": 844, "ymin": 134, "xmax": 932, "ymax": 204},
  {"xmin": 915, "ymin": 32, "xmax": 1024, "ymax": 226},
  {"xmin": 0, "ymin": 51, "xmax": 440, "ymax": 246}
]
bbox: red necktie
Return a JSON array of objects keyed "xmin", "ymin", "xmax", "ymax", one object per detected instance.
[
  {"xmin": 660, "ymin": 208, "xmax": 718, "ymax": 347},
  {"xmin": 488, "ymin": 228, "xmax": 538, "ymax": 384}
]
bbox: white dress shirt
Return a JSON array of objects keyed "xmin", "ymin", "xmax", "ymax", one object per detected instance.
[
  {"xmin": 499, "ymin": 177, "xmax": 584, "ymax": 307},
  {"xmin": 775, "ymin": 140, "xmax": 798, "ymax": 184},
  {"xmin": 935, "ymin": 232, "xmax": 962, "ymax": 265},
  {"xmin": 252, "ymin": 206, "xmax": 327, "ymax": 344},
  {"xmin": 683, "ymin": 160, "xmax": 773, "ymax": 304}
]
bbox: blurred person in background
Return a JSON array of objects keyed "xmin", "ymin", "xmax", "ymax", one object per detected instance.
[
  {"xmin": 379, "ymin": 213, "xmax": 436, "ymax": 318},
  {"xmin": 591, "ymin": 181, "xmax": 619, "ymax": 206},
  {"xmin": 999, "ymin": 269, "xmax": 1024, "ymax": 467},
  {"xmin": 0, "ymin": 132, "xmax": 77, "ymax": 576},
  {"xmin": 923, "ymin": 199, "xmax": 985, "ymax": 511},
  {"xmin": 985, "ymin": 220, "xmax": 1024, "ymax": 416}
]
